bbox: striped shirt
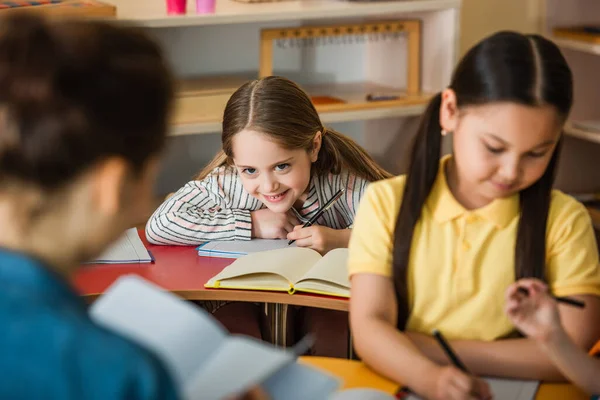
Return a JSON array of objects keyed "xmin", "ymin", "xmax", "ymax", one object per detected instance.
[{"xmin": 146, "ymin": 166, "xmax": 369, "ymax": 245}]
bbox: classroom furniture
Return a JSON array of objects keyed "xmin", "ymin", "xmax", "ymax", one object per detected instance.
[
  {"xmin": 98, "ymin": 0, "xmax": 460, "ymax": 195},
  {"xmin": 540, "ymin": 0, "xmax": 600, "ymax": 229},
  {"xmin": 299, "ymin": 356, "xmax": 590, "ymax": 400},
  {"xmin": 103, "ymin": 0, "xmax": 459, "ymax": 135},
  {"xmin": 74, "ymin": 229, "xmax": 349, "ymax": 347},
  {"xmin": 0, "ymin": 0, "xmax": 116, "ymax": 17}
]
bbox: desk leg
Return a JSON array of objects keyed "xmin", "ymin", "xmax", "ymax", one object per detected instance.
[
  {"xmin": 347, "ymin": 327, "xmax": 354, "ymax": 360},
  {"xmin": 266, "ymin": 303, "xmax": 288, "ymax": 348}
]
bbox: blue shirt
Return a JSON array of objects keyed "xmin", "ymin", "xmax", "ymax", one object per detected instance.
[{"xmin": 0, "ymin": 249, "xmax": 180, "ymax": 400}]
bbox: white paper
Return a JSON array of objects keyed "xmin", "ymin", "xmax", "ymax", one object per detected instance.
[
  {"xmin": 197, "ymin": 239, "xmax": 296, "ymax": 259},
  {"xmin": 263, "ymin": 362, "xmax": 341, "ymax": 400},
  {"xmin": 89, "ymin": 275, "xmax": 226, "ymax": 387},
  {"xmin": 406, "ymin": 378, "xmax": 539, "ymax": 400},
  {"xmin": 329, "ymin": 388, "xmax": 396, "ymax": 400},
  {"xmin": 88, "ymin": 228, "xmax": 152, "ymax": 263},
  {"xmin": 89, "ymin": 275, "xmax": 343, "ymax": 400}
]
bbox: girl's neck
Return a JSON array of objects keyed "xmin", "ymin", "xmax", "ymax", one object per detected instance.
[
  {"xmin": 445, "ymin": 157, "xmax": 492, "ymax": 210},
  {"xmin": 0, "ymin": 199, "xmax": 79, "ymax": 278}
]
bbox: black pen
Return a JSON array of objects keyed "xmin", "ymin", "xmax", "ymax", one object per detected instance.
[
  {"xmin": 432, "ymin": 329, "xmax": 470, "ymax": 374},
  {"xmin": 517, "ymin": 287, "xmax": 585, "ymax": 309},
  {"xmin": 288, "ymin": 188, "xmax": 345, "ymax": 245}
]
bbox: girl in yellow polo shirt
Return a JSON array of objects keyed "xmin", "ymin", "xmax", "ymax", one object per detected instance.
[
  {"xmin": 348, "ymin": 31, "xmax": 600, "ymax": 400},
  {"xmin": 505, "ymin": 278, "xmax": 599, "ymax": 397}
]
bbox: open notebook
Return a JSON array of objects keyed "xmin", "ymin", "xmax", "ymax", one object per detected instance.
[
  {"xmin": 90, "ymin": 275, "xmax": 392, "ymax": 400},
  {"xmin": 86, "ymin": 228, "xmax": 153, "ymax": 264},
  {"xmin": 197, "ymin": 239, "xmax": 294, "ymax": 259},
  {"xmin": 405, "ymin": 377, "xmax": 539, "ymax": 400},
  {"xmin": 205, "ymin": 247, "xmax": 350, "ymax": 298}
]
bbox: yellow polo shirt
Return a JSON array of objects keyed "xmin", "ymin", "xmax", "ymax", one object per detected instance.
[{"xmin": 348, "ymin": 156, "xmax": 600, "ymax": 341}]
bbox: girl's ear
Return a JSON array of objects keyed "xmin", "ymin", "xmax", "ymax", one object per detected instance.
[
  {"xmin": 439, "ymin": 88, "xmax": 459, "ymax": 133},
  {"xmin": 90, "ymin": 157, "xmax": 128, "ymax": 217},
  {"xmin": 310, "ymin": 131, "xmax": 322, "ymax": 163}
]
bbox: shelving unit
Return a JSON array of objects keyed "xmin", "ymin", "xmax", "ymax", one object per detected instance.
[
  {"xmin": 109, "ymin": 0, "xmax": 460, "ymax": 28},
  {"xmin": 104, "ymin": 0, "xmax": 461, "ymax": 194},
  {"xmin": 541, "ymin": 0, "xmax": 600, "ymax": 233},
  {"xmin": 552, "ymin": 37, "xmax": 600, "ymax": 56},
  {"xmin": 565, "ymin": 123, "xmax": 600, "ymax": 145},
  {"xmin": 173, "ymin": 76, "xmax": 433, "ymax": 135}
]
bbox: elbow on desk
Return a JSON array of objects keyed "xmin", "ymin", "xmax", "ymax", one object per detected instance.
[{"xmin": 144, "ymin": 215, "xmax": 186, "ymax": 246}]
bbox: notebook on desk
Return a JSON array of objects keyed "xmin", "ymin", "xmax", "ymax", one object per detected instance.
[
  {"xmin": 205, "ymin": 247, "xmax": 350, "ymax": 298},
  {"xmin": 86, "ymin": 228, "xmax": 153, "ymax": 264},
  {"xmin": 405, "ymin": 377, "xmax": 539, "ymax": 400},
  {"xmin": 89, "ymin": 275, "xmax": 391, "ymax": 400},
  {"xmin": 196, "ymin": 239, "xmax": 294, "ymax": 259}
]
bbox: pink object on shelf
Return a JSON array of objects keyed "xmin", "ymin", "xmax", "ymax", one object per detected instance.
[
  {"xmin": 196, "ymin": 0, "xmax": 215, "ymax": 14},
  {"xmin": 166, "ymin": 0, "xmax": 186, "ymax": 15}
]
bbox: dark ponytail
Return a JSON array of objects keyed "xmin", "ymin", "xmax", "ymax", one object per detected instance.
[
  {"xmin": 392, "ymin": 32, "xmax": 573, "ymax": 330},
  {"xmin": 392, "ymin": 93, "xmax": 443, "ymax": 329}
]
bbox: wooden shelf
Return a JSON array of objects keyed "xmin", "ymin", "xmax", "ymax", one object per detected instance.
[
  {"xmin": 170, "ymin": 77, "xmax": 432, "ymax": 136},
  {"xmin": 565, "ymin": 123, "xmax": 600, "ymax": 145},
  {"xmin": 105, "ymin": 0, "xmax": 460, "ymax": 28},
  {"xmin": 587, "ymin": 206, "xmax": 600, "ymax": 230},
  {"xmin": 553, "ymin": 37, "xmax": 600, "ymax": 56}
]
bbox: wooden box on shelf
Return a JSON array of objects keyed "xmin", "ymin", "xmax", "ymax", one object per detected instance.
[
  {"xmin": 0, "ymin": 0, "xmax": 116, "ymax": 18},
  {"xmin": 259, "ymin": 20, "xmax": 429, "ymax": 113}
]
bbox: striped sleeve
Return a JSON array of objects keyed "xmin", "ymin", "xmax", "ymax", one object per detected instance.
[
  {"xmin": 336, "ymin": 171, "xmax": 369, "ymax": 229},
  {"xmin": 145, "ymin": 168, "xmax": 260, "ymax": 245},
  {"xmin": 317, "ymin": 171, "xmax": 369, "ymax": 230}
]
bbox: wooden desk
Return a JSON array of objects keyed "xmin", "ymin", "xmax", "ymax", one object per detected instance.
[
  {"xmin": 74, "ymin": 229, "xmax": 348, "ymax": 346},
  {"xmin": 299, "ymin": 357, "xmax": 589, "ymax": 400},
  {"xmin": 75, "ymin": 229, "xmax": 348, "ymax": 310}
]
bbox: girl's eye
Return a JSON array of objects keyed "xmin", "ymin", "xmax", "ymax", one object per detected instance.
[
  {"xmin": 485, "ymin": 144, "xmax": 504, "ymax": 154},
  {"xmin": 242, "ymin": 168, "xmax": 257, "ymax": 175},
  {"xmin": 274, "ymin": 163, "xmax": 289, "ymax": 172},
  {"xmin": 527, "ymin": 151, "xmax": 547, "ymax": 158}
]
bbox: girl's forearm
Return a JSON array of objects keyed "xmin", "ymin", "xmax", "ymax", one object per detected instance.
[
  {"xmin": 353, "ymin": 318, "xmax": 439, "ymax": 397},
  {"xmin": 540, "ymin": 328, "xmax": 600, "ymax": 395},
  {"xmin": 406, "ymin": 332, "xmax": 564, "ymax": 381}
]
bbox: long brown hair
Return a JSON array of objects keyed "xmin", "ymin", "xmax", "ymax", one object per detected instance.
[
  {"xmin": 393, "ymin": 32, "xmax": 573, "ymax": 330},
  {"xmin": 196, "ymin": 76, "xmax": 391, "ymax": 181}
]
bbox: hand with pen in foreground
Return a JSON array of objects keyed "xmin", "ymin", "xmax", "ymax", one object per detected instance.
[
  {"xmin": 505, "ymin": 278, "xmax": 583, "ymax": 342},
  {"xmin": 426, "ymin": 330, "xmax": 492, "ymax": 400},
  {"xmin": 505, "ymin": 278, "xmax": 600, "ymax": 396}
]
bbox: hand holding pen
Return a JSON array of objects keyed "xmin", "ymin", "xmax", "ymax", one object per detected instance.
[
  {"xmin": 286, "ymin": 189, "xmax": 347, "ymax": 254},
  {"xmin": 431, "ymin": 330, "xmax": 493, "ymax": 400}
]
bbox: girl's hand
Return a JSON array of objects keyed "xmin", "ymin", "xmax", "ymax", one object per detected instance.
[
  {"xmin": 426, "ymin": 366, "xmax": 492, "ymax": 400},
  {"xmin": 504, "ymin": 278, "xmax": 562, "ymax": 342},
  {"xmin": 250, "ymin": 208, "xmax": 299, "ymax": 239},
  {"xmin": 286, "ymin": 225, "xmax": 350, "ymax": 255}
]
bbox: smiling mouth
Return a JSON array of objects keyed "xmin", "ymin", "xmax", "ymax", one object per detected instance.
[
  {"xmin": 263, "ymin": 190, "xmax": 289, "ymax": 202},
  {"xmin": 492, "ymin": 181, "xmax": 516, "ymax": 191}
]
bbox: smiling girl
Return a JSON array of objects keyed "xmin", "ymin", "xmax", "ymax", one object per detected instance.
[{"xmin": 146, "ymin": 75, "xmax": 391, "ymax": 356}]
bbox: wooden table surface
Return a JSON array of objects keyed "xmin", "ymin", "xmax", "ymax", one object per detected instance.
[
  {"xmin": 74, "ymin": 229, "xmax": 349, "ymax": 311},
  {"xmin": 299, "ymin": 356, "xmax": 589, "ymax": 400}
]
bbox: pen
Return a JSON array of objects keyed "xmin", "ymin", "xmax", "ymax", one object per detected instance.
[
  {"xmin": 517, "ymin": 287, "xmax": 585, "ymax": 309},
  {"xmin": 432, "ymin": 329, "xmax": 470, "ymax": 374},
  {"xmin": 288, "ymin": 188, "xmax": 345, "ymax": 245}
]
